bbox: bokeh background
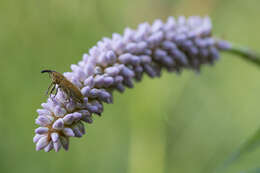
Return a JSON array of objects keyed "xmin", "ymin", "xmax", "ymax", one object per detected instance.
[{"xmin": 0, "ymin": 0, "xmax": 260, "ymax": 173}]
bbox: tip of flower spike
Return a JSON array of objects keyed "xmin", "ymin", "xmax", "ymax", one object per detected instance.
[{"xmin": 36, "ymin": 136, "xmax": 48, "ymax": 151}]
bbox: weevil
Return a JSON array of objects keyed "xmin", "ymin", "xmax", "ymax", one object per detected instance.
[{"xmin": 41, "ymin": 70, "xmax": 84, "ymax": 103}]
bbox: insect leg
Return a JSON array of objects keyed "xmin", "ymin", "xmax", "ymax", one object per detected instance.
[
  {"xmin": 45, "ymin": 82, "xmax": 54, "ymax": 95},
  {"xmin": 49, "ymin": 85, "xmax": 56, "ymax": 97},
  {"xmin": 53, "ymin": 86, "xmax": 60, "ymax": 98}
]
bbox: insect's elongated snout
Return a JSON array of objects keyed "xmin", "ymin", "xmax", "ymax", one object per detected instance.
[{"xmin": 41, "ymin": 70, "xmax": 54, "ymax": 73}]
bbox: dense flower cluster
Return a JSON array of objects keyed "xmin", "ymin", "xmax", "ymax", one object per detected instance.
[{"xmin": 33, "ymin": 16, "xmax": 231, "ymax": 152}]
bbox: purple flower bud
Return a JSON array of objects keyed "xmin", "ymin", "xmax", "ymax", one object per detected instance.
[
  {"xmin": 63, "ymin": 128, "xmax": 75, "ymax": 137},
  {"xmin": 51, "ymin": 132, "xmax": 59, "ymax": 143},
  {"xmin": 53, "ymin": 106, "xmax": 67, "ymax": 117},
  {"xmin": 72, "ymin": 126, "xmax": 83, "ymax": 137},
  {"xmin": 151, "ymin": 19, "xmax": 164, "ymax": 32},
  {"xmin": 165, "ymin": 17, "xmax": 176, "ymax": 31},
  {"xmin": 113, "ymin": 40, "xmax": 125, "ymax": 54},
  {"xmin": 71, "ymin": 64, "xmax": 79, "ymax": 72},
  {"xmin": 94, "ymin": 66, "xmax": 103, "ymax": 75},
  {"xmin": 99, "ymin": 90, "xmax": 113, "ymax": 103},
  {"xmin": 200, "ymin": 48, "xmax": 209, "ymax": 58},
  {"xmin": 35, "ymin": 127, "xmax": 49, "ymax": 134},
  {"xmin": 77, "ymin": 121, "xmax": 86, "ymax": 135},
  {"xmin": 161, "ymin": 56, "xmax": 175, "ymax": 67},
  {"xmin": 72, "ymin": 112, "xmax": 82, "ymax": 121},
  {"xmin": 102, "ymin": 37, "xmax": 112, "ymax": 47},
  {"xmin": 181, "ymin": 40, "xmax": 193, "ymax": 50},
  {"xmin": 81, "ymin": 86, "xmax": 91, "ymax": 96},
  {"xmin": 121, "ymin": 66, "xmax": 135, "ymax": 78},
  {"xmin": 105, "ymin": 66, "xmax": 120, "ymax": 76},
  {"xmin": 116, "ymin": 83, "xmax": 125, "ymax": 93},
  {"xmin": 143, "ymin": 49, "xmax": 152, "ymax": 55},
  {"xmin": 33, "ymin": 134, "xmax": 43, "ymax": 143},
  {"xmin": 126, "ymin": 43, "xmax": 138, "ymax": 54},
  {"xmin": 82, "ymin": 54, "xmax": 89, "ymax": 63},
  {"xmin": 174, "ymin": 34, "xmax": 187, "ymax": 44},
  {"xmin": 137, "ymin": 42, "xmax": 147, "ymax": 51},
  {"xmin": 171, "ymin": 48, "xmax": 188, "ymax": 65},
  {"xmin": 35, "ymin": 116, "xmax": 52, "ymax": 126},
  {"xmin": 44, "ymin": 142, "xmax": 53, "ymax": 152},
  {"xmin": 209, "ymin": 47, "xmax": 219, "ymax": 61},
  {"xmin": 47, "ymin": 97, "xmax": 59, "ymax": 110},
  {"xmin": 37, "ymin": 109, "xmax": 51, "ymax": 116},
  {"xmin": 41, "ymin": 103, "xmax": 52, "ymax": 112},
  {"xmin": 123, "ymin": 77, "xmax": 134, "ymax": 88},
  {"xmin": 188, "ymin": 46, "xmax": 199, "ymax": 56},
  {"xmin": 63, "ymin": 72, "xmax": 74, "ymax": 80},
  {"xmin": 134, "ymin": 22, "xmax": 150, "ymax": 41},
  {"xmin": 53, "ymin": 139, "xmax": 62, "ymax": 152},
  {"xmin": 56, "ymin": 91, "xmax": 67, "ymax": 103},
  {"xmin": 134, "ymin": 66, "xmax": 143, "ymax": 81},
  {"xmin": 91, "ymin": 101, "xmax": 103, "ymax": 115},
  {"xmin": 103, "ymin": 76, "xmax": 114, "ymax": 87},
  {"xmin": 79, "ymin": 110, "xmax": 93, "ymax": 123},
  {"xmin": 97, "ymin": 52, "xmax": 107, "ymax": 66},
  {"xmin": 52, "ymin": 118, "xmax": 64, "ymax": 130},
  {"xmin": 147, "ymin": 31, "xmax": 164, "ymax": 47},
  {"xmin": 216, "ymin": 40, "xmax": 232, "ymax": 50},
  {"xmin": 86, "ymin": 103, "xmax": 99, "ymax": 113},
  {"xmin": 65, "ymin": 102, "xmax": 76, "ymax": 112},
  {"xmin": 76, "ymin": 69, "xmax": 86, "ymax": 82},
  {"xmin": 154, "ymin": 49, "xmax": 168, "ymax": 60},
  {"xmin": 195, "ymin": 38, "xmax": 207, "ymax": 48},
  {"xmin": 94, "ymin": 75, "xmax": 105, "ymax": 87},
  {"xmin": 130, "ymin": 56, "xmax": 141, "ymax": 65},
  {"xmin": 112, "ymin": 33, "xmax": 122, "ymax": 41},
  {"xmin": 63, "ymin": 114, "xmax": 76, "ymax": 125},
  {"xmin": 88, "ymin": 88, "xmax": 99, "ymax": 98},
  {"xmin": 143, "ymin": 64, "xmax": 157, "ymax": 78},
  {"xmin": 79, "ymin": 110, "xmax": 90, "ymax": 116},
  {"xmin": 115, "ymin": 76, "xmax": 124, "ymax": 84},
  {"xmin": 89, "ymin": 46, "xmax": 100, "ymax": 58},
  {"xmin": 162, "ymin": 41, "xmax": 177, "ymax": 50},
  {"xmin": 71, "ymin": 77, "xmax": 82, "ymax": 88},
  {"xmin": 36, "ymin": 136, "xmax": 48, "ymax": 151},
  {"xmin": 81, "ymin": 115, "xmax": 93, "ymax": 123},
  {"xmin": 106, "ymin": 50, "xmax": 117, "ymax": 64},
  {"xmin": 84, "ymin": 56, "xmax": 96, "ymax": 76},
  {"xmin": 84, "ymin": 76, "xmax": 95, "ymax": 88},
  {"xmin": 123, "ymin": 27, "xmax": 134, "ymax": 42},
  {"xmin": 60, "ymin": 136, "xmax": 69, "ymax": 151},
  {"xmin": 119, "ymin": 53, "xmax": 135, "ymax": 65},
  {"xmin": 140, "ymin": 55, "xmax": 152, "ymax": 64}
]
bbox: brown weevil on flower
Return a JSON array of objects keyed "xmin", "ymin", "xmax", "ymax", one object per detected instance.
[{"xmin": 41, "ymin": 70, "xmax": 84, "ymax": 104}]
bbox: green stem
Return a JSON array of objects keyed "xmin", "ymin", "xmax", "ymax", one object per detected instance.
[{"xmin": 224, "ymin": 43, "xmax": 260, "ymax": 67}]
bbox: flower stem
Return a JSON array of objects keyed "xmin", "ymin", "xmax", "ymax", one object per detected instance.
[{"xmin": 225, "ymin": 43, "xmax": 260, "ymax": 67}]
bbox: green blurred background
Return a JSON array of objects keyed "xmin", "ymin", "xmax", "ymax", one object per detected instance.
[{"xmin": 0, "ymin": 0, "xmax": 260, "ymax": 172}]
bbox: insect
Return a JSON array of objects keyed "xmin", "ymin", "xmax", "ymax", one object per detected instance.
[{"xmin": 41, "ymin": 70, "xmax": 84, "ymax": 103}]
